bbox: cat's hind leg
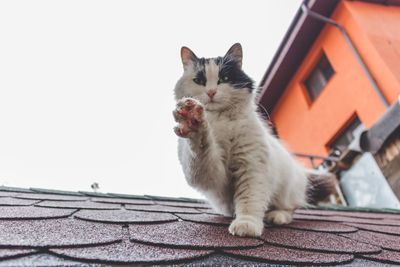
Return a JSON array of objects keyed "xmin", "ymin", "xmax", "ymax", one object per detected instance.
[
  {"xmin": 264, "ymin": 209, "xmax": 293, "ymax": 225},
  {"xmin": 265, "ymin": 163, "xmax": 307, "ymax": 226},
  {"xmin": 264, "ymin": 188, "xmax": 299, "ymax": 225}
]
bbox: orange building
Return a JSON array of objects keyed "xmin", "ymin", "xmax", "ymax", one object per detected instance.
[{"xmin": 258, "ymin": 0, "xmax": 400, "ymax": 160}]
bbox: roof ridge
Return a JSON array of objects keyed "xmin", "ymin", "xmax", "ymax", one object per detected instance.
[
  {"xmin": 305, "ymin": 204, "xmax": 400, "ymax": 214},
  {"xmin": 0, "ymin": 186, "xmax": 205, "ymax": 204}
]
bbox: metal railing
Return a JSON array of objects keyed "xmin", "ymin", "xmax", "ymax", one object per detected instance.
[{"xmin": 293, "ymin": 152, "xmax": 339, "ymax": 169}]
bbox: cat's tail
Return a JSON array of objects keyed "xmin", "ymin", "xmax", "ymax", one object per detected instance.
[{"xmin": 305, "ymin": 169, "xmax": 337, "ymax": 205}]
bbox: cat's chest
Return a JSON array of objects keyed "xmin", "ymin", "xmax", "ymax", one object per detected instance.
[
  {"xmin": 207, "ymin": 113, "xmax": 242, "ymax": 152},
  {"xmin": 208, "ymin": 113, "xmax": 233, "ymax": 136}
]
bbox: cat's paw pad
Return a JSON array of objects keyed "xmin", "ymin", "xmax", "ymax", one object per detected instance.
[
  {"xmin": 173, "ymin": 97, "xmax": 205, "ymax": 137},
  {"xmin": 265, "ymin": 210, "xmax": 293, "ymax": 225},
  {"xmin": 228, "ymin": 215, "xmax": 264, "ymax": 237}
]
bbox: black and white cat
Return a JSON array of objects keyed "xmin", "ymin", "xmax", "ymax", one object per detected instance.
[{"xmin": 173, "ymin": 43, "xmax": 309, "ymax": 237}]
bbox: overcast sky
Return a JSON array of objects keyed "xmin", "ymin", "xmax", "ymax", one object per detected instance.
[{"xmin": 0, "ymin": 1, "xmax": 299, "ymax": 198}]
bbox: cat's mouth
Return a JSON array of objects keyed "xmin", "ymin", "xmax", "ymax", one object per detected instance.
[
  {"xmin": 206, "ymin": 99, "xmax": 219, "ymax": 105},
  {"xmin": 204, "ymin": 100, "xmax": 223, "ymax": 111}
]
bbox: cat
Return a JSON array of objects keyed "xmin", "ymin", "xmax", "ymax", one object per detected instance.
[{"xmin": 173, "ymin": 43, "xmax": 329, "ymax": 237}]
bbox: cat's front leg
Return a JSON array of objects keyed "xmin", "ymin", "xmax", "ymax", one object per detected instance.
[
  {"xmin": 173, "ymin": 98, "xmax": 231, "ymax": 215},
  {"xmin": 173, "ymin": 97, "xmax": 227, "ymax": 191},
  {"xmin": 229, "ymin": 169, "xmax": 270, "ymax": 237}
]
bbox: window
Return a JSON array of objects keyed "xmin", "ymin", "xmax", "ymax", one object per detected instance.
[
  {"xmin": 304, "ymin": 53, "xmax": 335, "ymax": 101},
  {"xmin": 329, "ymin": 116, "xmax": 364, "ymax": 153}
]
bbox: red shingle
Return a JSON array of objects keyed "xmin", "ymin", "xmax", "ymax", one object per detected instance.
[
  {"xmin": 224, "ymin": 244, "xmax": 354, "ymax": 265},
  {"xmin": 341, "ymin": 230, "xmax": 400, "ymax": 251},
  {"xmin": 293, "ymin": 213, "xmax": 400, "ymax": 226},
  {"xmin": 0, "ymin": 197, "xmax": 39, "ymax": 206},
  {"xmin": 15, "ymin": 193, "xmax": 88, "ymax": 201},
  {"xmin": 281, "ymin": 220, "xmax": 358, "ymax": 233},
  {"xmin": 155, "ymin": 200, "xmax": 211, "ymax": 209},
  {"xmin": 91, "ymin": 197, "xmax": 155, "ymax": 205},
  {"xmin": 0, "ymin": 218, "xmax": 122, "ymax": 247},
  {"xmin": 126, "ymin": 204, "xmax": 201, "ymax": 214},
  {"xmin": 343, "ymin": 222, "xmax": 400, "ymax": 236},
  {"xmin": 361, "ymin": 249, "xmax": 400, "ymax": 264},
  {"xmin": 129, "ymin": 221, "xmax": 263, "ymax": 249},
  {"xmin": 0, "ymin": 249, "xmax": 36, "ymax": 260},
  {"xmin": 177, "ymin": 213, "xmax": 232, "ymax": 226},
  {"xmin": 261, "ymin": 227, "xmax": 380, "ymax": 254},
  {"xmin": 52, "ymin": 240, "xmax": 212, "ymax": 264},
  {"xmin": 36, "ymin": 200, "xmax": 121, "ymax": 210},
  {"xmin": 75, "ymin": 209, "xmax": 177, "ymax": 224},
  {"xmin": 296, "ymin": 209, "xmax": 400, "ymax": 220},
  {"xmin": 0, "ymin": 206, "xmax": 75, "ymax": 220}
]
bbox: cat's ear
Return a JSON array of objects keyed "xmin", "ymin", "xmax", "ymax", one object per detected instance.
[
  {"xmin": 225, "ymin": 43, "xmax": 243, "ymax": 69},
  {"xmin": 181, "ymin": 46, "xmax": 198, "ymax": 69}
]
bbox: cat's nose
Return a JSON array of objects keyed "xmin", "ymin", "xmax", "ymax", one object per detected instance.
[{"xmin": 207, "ymin": 89, "xmax": 217, "ymax": 99}]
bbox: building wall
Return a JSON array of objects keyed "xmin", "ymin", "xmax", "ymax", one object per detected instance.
[{"xmin": 271, "ymin": 1, "xmax": 400, "ymax": 160}]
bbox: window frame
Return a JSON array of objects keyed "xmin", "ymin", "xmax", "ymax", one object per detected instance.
[
  {"xmin": 301, "ymin": 51, "xmax": 335, "ymax": 105},
  {"xmin": 326, "ymin": 114, "xmax": 364, "ymax": 153}
]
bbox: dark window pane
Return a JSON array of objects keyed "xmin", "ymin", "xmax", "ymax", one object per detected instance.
[
  {"xmin": 304, "ymin": 52, "xmax": 335, "ymax": 101},
  {"xmin": 319, "ymin": 54, "xmax": 335, "ymax": 80},
  {"xmin": 330, "ymin": 117, "xmax": 363, "ymax": 152}
]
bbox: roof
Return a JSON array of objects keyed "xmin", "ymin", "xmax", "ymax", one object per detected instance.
[
  {"xmin": 258, "ymin": 0, "xmax": 400, "ymax": 114},
  {"xmin": 0, "ymin": 186, "xmax": 400, "ymax": 266}
]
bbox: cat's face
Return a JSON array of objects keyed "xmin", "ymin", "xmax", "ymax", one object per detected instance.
[{"xmin": 174, "ymin": 43, "xmax": 254, "ymax": 112}]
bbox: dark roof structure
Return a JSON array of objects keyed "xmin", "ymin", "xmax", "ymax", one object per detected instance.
[
  {"xmin": 258, "ymin": 0, "xmax": 400, "ymax": 114},
  {"xmin": 0, "ymin": 186, "xmax": 400, "ymax": 266}
]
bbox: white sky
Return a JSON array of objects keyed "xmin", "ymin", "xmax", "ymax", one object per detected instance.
[{"xmin": 0, "ymin": 1, "xmax": 299, "ymax": 199}]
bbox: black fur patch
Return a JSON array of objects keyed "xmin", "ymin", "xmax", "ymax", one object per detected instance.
[
  {"xmin": 217, "ymin": 56, "xmax": 254, "ymax": 91},
  {"xmin": 193, "ymin": 56, "xmax": 254, "ymax": 91},
  {"xmin": 194, "ymin": 58, "xmax": 207, "ymax": 86}
]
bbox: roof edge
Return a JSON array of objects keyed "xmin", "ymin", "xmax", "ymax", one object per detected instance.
[{"xmin": 257, "ymin": 0, "xmax": 340, "ymax": 114}]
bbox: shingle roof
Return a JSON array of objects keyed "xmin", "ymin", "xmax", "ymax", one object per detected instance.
[{"xmin": 0, "ymin": 186, "xmax": 399, "ymax": 266}]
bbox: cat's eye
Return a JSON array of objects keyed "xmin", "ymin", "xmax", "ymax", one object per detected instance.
[
  {"xmin": 218, "ymin": 76, "xmax": 229, "ymax": 84},
  {"xmin": 193, "ymin": 78, "xmax": 201, "ymax": 85}
]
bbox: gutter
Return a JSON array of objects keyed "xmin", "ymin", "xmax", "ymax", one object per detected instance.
[{"xmin": 301, "ymin": 3, "xmax": 390, "ymax": 108}]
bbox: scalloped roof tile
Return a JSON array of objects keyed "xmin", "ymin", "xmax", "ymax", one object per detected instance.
[
  {"xmin": 341, "ymin": 230, "xmax": 400, "ymax": 251},
  {"xmin": 0, "ymin": 253, "xmax": 100, "ymax": 267},
  {"xmin": 75, "ymin": 209, "xmax": 177, "ymax": 224},
  {"xmin": 224, "ymin": 244, "xmax": 354, "ymax": 265},
  {"xmin": 261, "ymin": 227, "xmax": 381, "ymax": 254},
  {"xmin": 51, "ymin": 239, "xmax": 212, "ymax": 264},
  {"xmin": 0, "ymin": 218, "xmax": 122, "ymax": 248},
  {"xmin": 129, "ymin": 221, "xmax": 263, "ymax": 249},
  {"xmin": 0, "ymin": 197, "xmax": 39, "ymax": 206},
  {"xmin": 14, "ymin": 193, "xmax": 88, "ymax": 201},
  {"xmin": 0, "ymin": 186, "xmax": 400, "ymax": 266},
  {"xmin": 125, "ymin": 204, "xmax": 202, "ymax": 214},
  {"xmin": 0, "ymin": 249, "xmax": 37, "ymax": 260},
  {"xmin": 176, "ymin": 213, "xmax": 232, "ymax": 226},
  {"xmin": 282, "ymin": 220, "xmax": 358, "ymax": 233},
  {"xmin": 361, "ymin": 249, "xmax": 400, "ymax": 265},
  {"xmin": 35, "ymin": 200, "xmax": 121, "ymax": 210},
  {"xmin": 91, "ymin": 197, "xmax": 155, "ymax": 205},
  {"xmin": 0, "ymin": 206, "xmax": 76, "ymax": 220}
]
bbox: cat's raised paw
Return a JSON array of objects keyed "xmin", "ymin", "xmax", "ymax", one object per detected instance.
[
  {"xmin": 265, "ymin": 210, "xmax": 293, "ymax": 225},
  {"xmin": 173, "ymin": 97, "xmax": 205, "ymax": 138},
  {"xmin": 228, "ymin": 215, "xmax": 264, "ymax": 237}
]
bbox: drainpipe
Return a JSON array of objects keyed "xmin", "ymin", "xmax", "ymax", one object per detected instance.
[{"xmin": 301, "ymin": 4, "xmax": 390, "ymax": 108}]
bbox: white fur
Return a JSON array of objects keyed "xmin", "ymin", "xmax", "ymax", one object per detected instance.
[{"xmin": 173, "ymin": 48, "xmax": 307, "ymax": 237}]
